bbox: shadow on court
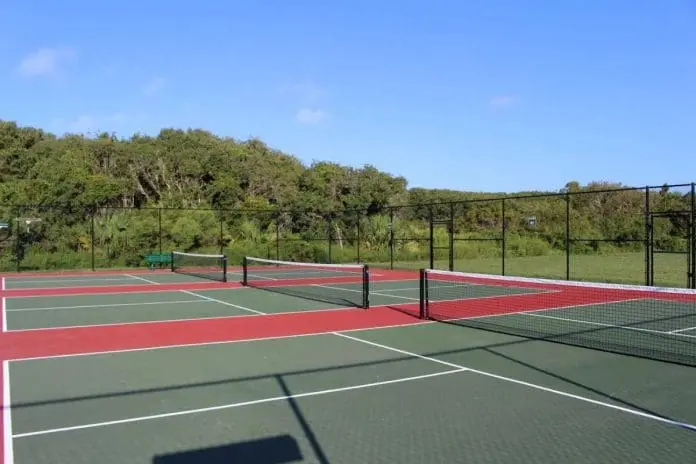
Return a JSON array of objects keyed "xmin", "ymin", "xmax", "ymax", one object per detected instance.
[
  {"xmin": 9, "ymin": 328, "xmax": 695, "ymax": 427},
  {"xmin": 152, "ymin": 434, "xmax": 303, "ymax": 463}
]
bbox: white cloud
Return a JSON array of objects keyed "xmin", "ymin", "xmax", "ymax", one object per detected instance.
[
  {"xmin": 296, "ymin": 108, "xmax": 328, "ymax": 125},
  {"xmin": 278, "ymin": 81, "xmax": 326, "ymax": 104},
  {"xmin": 17, "ymin": 47, "xmax": 76, "ymax": 78},
  {"xmin": 142, "ymin": 76, "xmax": 167, "ymax": 96},
  {"xmin": 489, "ymin": 95, "xmax": 518, "ymax": 109}
]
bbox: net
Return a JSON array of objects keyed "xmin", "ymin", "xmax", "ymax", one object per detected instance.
[
  {"xmin": 171, "ymin": 251, "xmax": 228, "ymax": 283},
  {"xmin": 419, "ymin": 269, "xmax": 696, "ymax": 366},
  {"xmin": 242, "ymin": 257, "xmax": 370, "ymax": 309}
]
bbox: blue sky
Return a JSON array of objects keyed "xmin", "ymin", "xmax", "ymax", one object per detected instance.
[{"xmin": 1, "ymin": 1, "xmax": 694, "ymax": 193}]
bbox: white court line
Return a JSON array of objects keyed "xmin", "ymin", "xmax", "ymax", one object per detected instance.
[
  {"xmin": 11, "ymin": 368, "xmax": 466, "ymax": 438},
  {"xmin": 5, "ymin": 304, "xmax": 369, "ymax": 333},
  {"xmin": 5, "ymin": 300, "xmax": 213, "ymax": 313},
  {"xmin": 525, "ymin": 313, "xmax": 696, "ymax": 339},
  {"xmin": 1, "ymin": 277, "xmax": 5, "ymax": 291},
  {"xmin": 180, "ymin": 290, "xmax": 265, "ymax": 315},
  {"xmin": 669, "ymin": 326, "xmax": 696, "ymax": 334},
  {"xmin": 333, "ymin": 333, "xmax": 696, "ymax": 432},
  {"xmin": 5, "ymin": 277, "xmax": 136, "ymax": 285},
  {"xmin": 1, "ymin": 297, "xmax": 6, "ymax": 332},
  {"xmin": 3, "ymin": 361, "xmax": 14, "ymax": 464},
  {"xmin": 125, "ymin": 274, "xmax": 160, "ymax": 285}
]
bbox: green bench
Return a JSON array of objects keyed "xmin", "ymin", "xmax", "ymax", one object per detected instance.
[{"xmin": 144, "ymin": 252, "xmax": 172, "ymax": 270}]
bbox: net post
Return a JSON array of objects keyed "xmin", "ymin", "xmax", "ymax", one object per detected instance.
[
  {"xmin": 242, "ymin": 256, "xmax": 248, "ymax": 286},
  {"xmin": 170, "ymin": 251, "xmax": 175, "ymax": 272},
  {"xmin": 221, "ymin": 256, "xmax": 228, "ymax": 283},
  {"xmin": 419, "ymin": 268, "xmax": 427, "ymax": 319},
  {"xmin": 362, "ymin": 264, "xmax": 370, "ymax": 309}
]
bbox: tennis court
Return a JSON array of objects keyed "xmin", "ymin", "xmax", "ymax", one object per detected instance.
[{"xmin": 2, "ymin": 255, "xmax": 696, "ymax": 463}]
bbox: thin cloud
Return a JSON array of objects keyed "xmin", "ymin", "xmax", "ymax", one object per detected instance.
[
  {"xmin": 296, "ymin": 108, "xmax": 328, "ymax": 125},
  {"xmin": 279, "ymin": 81, "xmax": 326, "ymax": 104},
  {"xmin": 17, "ymin": 47, "xmax": 76, "ymax": 78},
  {"xmin": 489, "ymin": 95, "xmax": 518, "ymax": 109},
  {"xmin": 142, "ymin": 76, "xmax": 167, "ymax": 96}
]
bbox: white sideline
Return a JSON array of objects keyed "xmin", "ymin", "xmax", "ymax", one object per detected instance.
[
  {"xmin": 333, "ymin": 333, "xmax": 696, "ymax": 432},
  {"xmin": 12, "ymin": 369, "xmax": 467, "ymax": 438},
  {"xmin": 3, "ymin": 361, "xmax": 14, "ymax": 464},
  {"xmin": 125, "ymin": 274, "xmax": 160, "ymax": 285}
]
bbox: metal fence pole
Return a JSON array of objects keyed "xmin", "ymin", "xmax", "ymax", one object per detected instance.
[
  {"xmin": 644, "ymin": 186, "xmax": 651, "ymax": 286},
  {"xmin": 448, "ymin": 203, "xmax": 454, "ymax": 271},
  {"xmin": 91, "ymin": 206, "xmax": 96, "ymax": 271},
  {"xmin": 219, "ymin": 217, "xmax": 224, "ymax": 255},
  {"xmin": 565, "ymin": 193, "xmax": 570, "ymax": 281},
  {"xmin": 158, "ymin": 208, "xmax": 163, "ymax": 258},
  {"xmin": 501, "ymin": 199, "xmax": 506, "ymax": 276},
  {"xmin": 356, "ymin": 210, "xmax": 361, "ymax": 263},
  {"xmin": 429, "ymin": 207, "xmax": 434, "ymax": 270},
  {"xmin": 691, "ymin": 183, "xmax": 695, "ymax": 289},
  {"xmin": 275, "ymin": 216, "xmax": 280, "ymax": 260},
  {"xmin": 327, "ymin": 214, "xmax": 333, "ymax": 264},
  {"xmin": 389, "ymin": 208, "xmax": 394, "ymax": 270}
]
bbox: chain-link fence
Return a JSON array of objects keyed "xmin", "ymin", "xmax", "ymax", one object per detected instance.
[{"xmin": 1, "ymin": 182, "xmax": 694, "ymax": 288}]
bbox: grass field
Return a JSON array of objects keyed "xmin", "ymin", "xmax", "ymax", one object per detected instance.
[{"xmin": 376, "ymin": 251, "xmax": 690, "ymax": 288}]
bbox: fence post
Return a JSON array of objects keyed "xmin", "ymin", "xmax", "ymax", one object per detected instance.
[
  {"xmin": 158, "ymin": 208, "xmax": 163, "ymax": 259},
  {"xmin": 219, "ymin": 217, "xmax": 224, "ymax": 255},
  {"xmin": 691, "ymin": 183, "xmax": 695, "ymax": 289},
  {"xmin": 501, "ymin": 199, "xmax": 506, "ymax": 276},
  {"xmin": 389, "ymin": 208, "xmax": 394, "ymax": 270},
  {"xmin": 429, "ymin": 207, "xmax": 434, "ymax": 270},
  {"xmin": 448, "ymin": 203, "xmax": 454, "ymax": 271},
  {"xmin": 565, "ymin": 193, "xmax": 570, "ymax": 281},
  {"xmin": 91, "ymin": 206, "xmax": 96, "ymax": 271},
  {"xmin": 275, "ymin": 215, "xmax": 280, "ymax": 260},
  {"xmin": 356, "ymin": 210, "xmax": 361, "ymax": 263},
  {"xmin": 327, "ymin": 214, "xmax": 333, "ymax": 264},
  {"xmin": 644, "ymin": 186, "xmax": 651, "ymax": 286}
]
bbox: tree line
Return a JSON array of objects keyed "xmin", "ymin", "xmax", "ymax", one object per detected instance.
[{"xmin": 0, "ymin": 120, "xmax": 692, "ymax": 271}]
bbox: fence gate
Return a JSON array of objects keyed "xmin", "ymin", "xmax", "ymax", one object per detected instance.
[
  {"xmin": 648, "ymin": 211, "xmax": 694, "ymax": 288},
  {"xmin": 429, "ymin": 217, "xmax": 454, "ymax": 271}
]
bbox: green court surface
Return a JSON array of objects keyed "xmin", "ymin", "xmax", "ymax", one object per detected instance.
[
  {"xmin": 7, "ymin": 323, "xmax": 696, "ymax": 464},
  {"xmin": 4, "ymin": 280, "xmax": 426, "ymax": 331}
]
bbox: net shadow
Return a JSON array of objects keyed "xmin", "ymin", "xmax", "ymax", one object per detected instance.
[{"xmin": 152, "ymin": 434, "xmax": 303, "ymax": 463}]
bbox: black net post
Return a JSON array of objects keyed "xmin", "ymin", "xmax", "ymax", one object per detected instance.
[
  {"xmin": 242, "ymin": 256, "xmax": 248, "ymax": 285},
  {"xmin": 221, "ymin": 256, "xmax": 228, "ymax": 283},
  {"xmin": 565, "ymin": 193, "xmax": 570, "ymax": 281},
  {"xmin": 501, "ymin": 199, "xmax": 506, "ymax": 275},
  {"xmin": 418, "ymin": 268, "xmax": 427, "ymax": 319},
  {"xmin": 169, "ymin": 250, "xmax": 175, "ymax": 272},
  {"xmin": 362, "ymin": 265, "xmax": 370, "ymax": 309}
]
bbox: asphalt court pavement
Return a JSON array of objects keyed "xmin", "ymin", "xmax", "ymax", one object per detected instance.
[{"xmin": 7, "ymin": 323, "xmax": 696, "ymax": 464}]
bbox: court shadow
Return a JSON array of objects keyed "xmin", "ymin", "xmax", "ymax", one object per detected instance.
[{"xmin": 152, "ymin": 434, "xmax": 303, "ymax": 464}]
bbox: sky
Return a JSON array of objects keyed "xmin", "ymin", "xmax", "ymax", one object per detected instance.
[{"xmin": 1, "ymin": 0, "xmax": 694, "ymax": 193}]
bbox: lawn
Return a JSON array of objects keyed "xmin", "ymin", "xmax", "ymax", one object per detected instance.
[{"xmin": 372, "ymin": 251, "xmax": 690, "ymax": 288}]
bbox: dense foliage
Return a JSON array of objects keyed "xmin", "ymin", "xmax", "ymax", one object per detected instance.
[{"xmin": 0, "ymin": 120, "xmax": 692, "ymax": 274}]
